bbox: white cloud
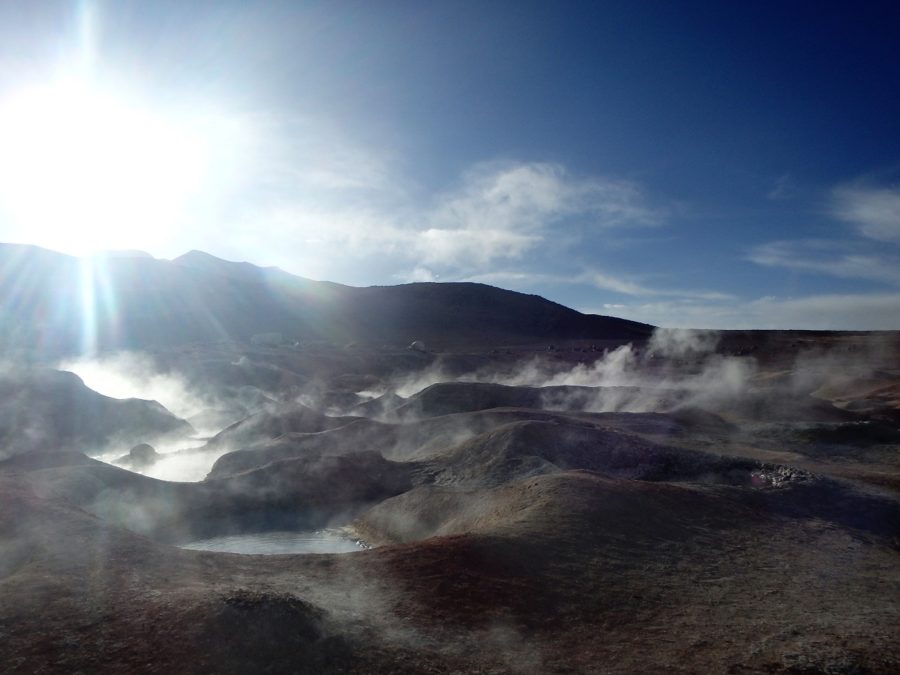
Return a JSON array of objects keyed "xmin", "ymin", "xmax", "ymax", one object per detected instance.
[
  {"xmin": 587, "ymin": 292, "xmax": 900, "ymax": 330},
  {"xmin": 580, "ymin": 271, "xmax": 653, "ymax": 295},
  {"xmin": 399, "ymin": 266, "xmax": 438, "ymax": 282},
  {"xmin": 415, "ymin": 226, "xmax": 540, "ymax": 267},
  {"xmin": 463, "ymin": 270, "xmax": 649, "ymax": 294},
  {"xmin": 412, "ymin": 162, "xmax": 662, "ymax": 268},
  {"xmin": 464, "ymin": 268, "xmax": 732, "ymax": 302},
  {"xmin": 749, "ymin": 240, "xmax": 900, "ymax": 285},
  {"xmin": 221, "ymin": 158, "xmax": 665, "ymax": 281},
  {"xmin": 577, "ymin": 271, "xmax": 733, "ymax": 300},
  {"xmin": 461, "ymin": 271, "xmax": 547, "ymax": 285},
  {"xmin": 0, "ymin": 77, "xmax": 666, "ymax": 287},
  {"xmin": 832, "ymin": 184, "xmax": 900, "ymax": 243},
  {"xmin": 431, "ymin": 162, "xmax": 662, "ymax": 234}
]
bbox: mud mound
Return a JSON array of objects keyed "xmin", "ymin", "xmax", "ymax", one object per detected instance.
[
  {"xmin": 3, "ymin": 445, "xmax": 412, "ymax": 542},
  {"xmin": 0, "ymin": 367, "xmax": 193, "ymax": 459},
  {"xmin": 2, "ymin": 454, "xmax": 193, "ymax": 538},
  {"xmin": 395, "ymin": 381, "xmax": 543, "ymax": 418},
  {"xmin": 207, "ymin": 418, "xmax": 396, "ymax": 478},
  {"xmin": 361, "ymin": 466, "xmax": 899, "ymax": 550},
  {"xmin": 197, "ymin": 591, "xmax": 351, "ymax": 674},
  {"xmin": 797, "ymin": 421, "xmax": 900, "ymax": 446},
  {"xmin": 357, "ymin": 470, "xmax": 758, "ymax": 545},
  {"xmin": 394, "ymin": 380, "xmax": 702, "ymax": 420},
  {"xmin": 714, "ymin": 389, "xmax": 861, "ymax": 423},
  {"xmin": 213, "ymin": 450, "xmax": 413, "ymax": 511},
  {"xmin": 208, "ymin": 406, "xmax": 743, "ymax": 484},
  {"xmin": 103, "ymin": 448, "xmax": 415, "ymax": 540},
  {"xmin": 204, "ymin": 403, "xmax": 357, "ymax": 451},
  {"xmin": 207, "ymin": 408, "xmax": 584, "ymax": 478},
  {"xmin": 749, "ymin": 476, "xmax": 900, "ymax": 541},
  {"xmin": 394, "ymin": 381, "xmax": 635, "ymax": 418},
  {"xmin": 428, "ymin": 419, "xmax": 759, "ymax": 487},
  {"xmin": 0, "ymin": 449, "xmax": 98, "ymax": 472},
  {"xmin": 668, "ymin": 406, "xmax": 739, "ymax": 433},
  {"xmin": 0, "ymin": 476, "xmax": 175, "ymax": 581},
  {"xmin": 113, "ymin": 443, "xmax": 160, "ymax": 470},
  {"xmin": 836, "ymin": 382, "xmax": 900, "ymax": 422},
  {"xmin": 348, "ymin": 392, "xmax": 407, "ymax": 418}
]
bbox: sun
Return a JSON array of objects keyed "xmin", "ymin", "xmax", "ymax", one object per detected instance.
[{"xmin": 0, "ymin": 77, "xmax": 212, "ymax": 254}]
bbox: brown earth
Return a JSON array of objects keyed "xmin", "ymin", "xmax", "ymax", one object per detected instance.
[{"xmin": 1, "ymin": 331, "xmax": 899, "ymax": 673}]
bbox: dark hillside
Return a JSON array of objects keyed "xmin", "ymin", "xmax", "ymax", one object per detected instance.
[{"xmin": 0, "ymin": 244, "xmax": 652, "ymax": 357}]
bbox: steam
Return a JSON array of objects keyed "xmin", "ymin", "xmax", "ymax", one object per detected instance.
[
  {"xmin": 647, "ymin": 327, "xmax": 720, "ymax": 358},
  {"xmin": 59, "ymin": 351, "xmax": 205, "ymax": 422},
  {"xmin": 57, "ymin": 351, "xmax": 246, "ymax": 481},
  {"xmin": 94, "ymin": 443, "xmax": 222, "ymax": 482},
  {"xmin": 365, "ymin": 327, "xmax": 891, "ymax": 418},
  {"xmin": 390, "ymin": 363, "xmax": 457, "ymax": 398}
]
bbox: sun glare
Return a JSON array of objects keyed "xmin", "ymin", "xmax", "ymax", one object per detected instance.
[{"xmin": 0, "ymin": 78, "xmax": 212, "ymax": 253}]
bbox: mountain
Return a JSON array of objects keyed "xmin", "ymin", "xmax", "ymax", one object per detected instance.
[{"xmin": 0, "ymin": 243, "xmax": 652, "ymax": 358}]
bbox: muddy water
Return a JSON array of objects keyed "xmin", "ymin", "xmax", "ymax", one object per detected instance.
[{"xmin": 179, "ymin": 529, "xmax": 367, "ymax": 555}]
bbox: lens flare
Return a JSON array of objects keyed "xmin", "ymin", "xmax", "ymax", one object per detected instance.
[{"xmin": 0, "ymin": 77, "xmax": 212, "ymax": 254}]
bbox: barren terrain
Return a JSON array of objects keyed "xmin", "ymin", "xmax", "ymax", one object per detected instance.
[{"xmin": 1, "ymin": 249, "xmax": 899, "ymax": 672}]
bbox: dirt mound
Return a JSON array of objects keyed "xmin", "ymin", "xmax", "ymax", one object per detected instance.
[
  {"xmin": 207, "ymin": 418, "xmax": 395, "ymax": 478},
  {"xmin": 348, "ymin": 392, "xmax": 407, "ymax": 418},
  {"xmin": 357, "ymin": 470, "xmax": 757, "ymax": 545},
  {"xmin": 197, "ymin": 590, "xmax": 352, "ymax": 674},
  {"xmin": 714, "ymin": 389, "xmax": 861, "ymax": 423},
  {"xmin": 797, "ymin": 421, "xmax": 900, "ymax": 446},
  {"xmin": 0, "ymin": 449, "xmax": 98, "ymax": 472},
  {"xmin": 207, "ymin": 408, "xmax": 594, "ymax": 478},
  {"xmin": 835, "ymin": 381, "xmax": 900, "ymax": 422},
  {"xmin": 394, "ymin": 380, "xmax": 702, "ymax": 419},
  {"xmin": 204, "ymin": 403, "xmax": 357, "ymax": 452},
  {"xmin": 0, "ymin": 367, "xmax": 193, "ymax": 459},
  {"xmin": 428, "ymin": 419, "xmax": 759, "ymax": 487},
  {"xmin": 113, "ymin": 443, "xmax": 160, "ymax": 470},
  {"xmin": 2, "ymin": 445, "xmax": 412, "ymax": 542},
  {"xmin": 395, "ymin": 381, "xmax": 543, "ymax": 418},
  {"xmin": 211, "ymin": 450, "xmax": 414, "ymax": 519}
]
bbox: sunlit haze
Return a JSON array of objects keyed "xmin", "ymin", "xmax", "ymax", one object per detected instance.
[
  {"xmin": 0, "ymin": 78, "xmax": 216, "ymax": 252},
  {"xmin": 0, "ymin": 1, "xmax": 899, "ymax": 328},
  {"xmin": 2, "ymin": 5, "xmax": 900, "ymax": 671}
]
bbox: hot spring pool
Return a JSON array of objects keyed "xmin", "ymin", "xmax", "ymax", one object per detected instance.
[{"xmin": 179, "ymin": 529, "xmax": 368, "ymax": 555}]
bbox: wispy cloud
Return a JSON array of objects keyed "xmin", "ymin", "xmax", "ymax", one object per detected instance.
[
  {"xmin": 577, "ymin": 270, "xmax": 733, "ymax": 300},
  {"xmin": 721, "ymin": 177, "xmax": 900, "ymax": 330},
  {"xmin": 462, "ymin": 268, "xmax": 733, "ymax": 302},
  {"xmin": 586, "ymin": 292, "xmax": 900, "ymax": 330},
  {"xmin": 832, "ymin": 184, "xmax": 900, "ymax": 243},
  {"xmin": 410, "ymin": 161, "xmax": 662, "ymax": 269},
  {"xmin": 461, "ymin": 270, "xmax": 652, "ymax": 295},
  {"xmin": 430, "ymin": 162, "xmax": 662, "ymax": 233},
  {"xmin": 222, "ymin": 155, "xmax": 666, "ymax": 282},
  {"xmin": 748, "ymin": 240, "xmax": 900, "ymax": 285}
]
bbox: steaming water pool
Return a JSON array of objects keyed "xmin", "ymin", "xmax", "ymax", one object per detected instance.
[{"xmin": 179, "ymin": 529, "xmax": 368, "ymax": 555}]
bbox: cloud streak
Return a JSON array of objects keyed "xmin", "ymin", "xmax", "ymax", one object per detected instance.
[
  {"xmin": 748, "ymin": 240, "xmax": 900, "ymax": 286},
  {"xmin": 227, "ymin": 155, "xmax": 666, "ymax": 283},
  {"xmin": 591, "ymin": 292, "xmax": 900, "ymax": 330},
  {"xmin": 462, "ymin": 269, "xmax": 733, "ymax": 301},
  {"xmin": 832, "ymin": 184, "xmax": 900, "ymax": 243}
]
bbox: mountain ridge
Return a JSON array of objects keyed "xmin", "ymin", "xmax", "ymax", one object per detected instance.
[{"xmin": 0, "ymin": 242, "xmax": 653, "ymax": 357}]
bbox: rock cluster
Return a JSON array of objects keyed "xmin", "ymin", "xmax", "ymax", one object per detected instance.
[{"xmin": 750, "ymin": 464, "xmax": 812, "ymax": 488}]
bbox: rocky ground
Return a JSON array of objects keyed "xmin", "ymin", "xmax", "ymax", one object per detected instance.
[{"xmin": 1, "ymin": 331, "xmax": 899, "ymax": 673}]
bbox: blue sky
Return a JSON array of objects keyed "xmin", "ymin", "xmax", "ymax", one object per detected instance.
[{"xmin": 1, "ymin": 1, "xmax": 899, "ymax": 329}]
